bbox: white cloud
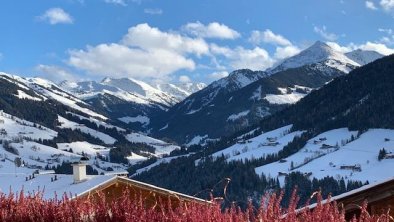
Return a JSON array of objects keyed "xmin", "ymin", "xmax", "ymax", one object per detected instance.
[
  {"xmin": 229, "ymin": 47, "xmax": 275, "ymax": 70},
  {"xmin": 380, "ymin": 0, "xmax": 394, "ymax": 11},
  {"xmin": 38, "ymin": 8, "xmax": 73, "ymax": 25},
  {"xmin": 104, "ymin": 0, "xmax": 126, "ymax": 6},
  {"xmin": 122, "ymin": 23, "xmax": 209, "ymax": 56},
  {"xmin": 183, "ymin": 22, "xmax": 240, "ymax": 39},
  {"xmin": 178, "ymin": 75, "xmax": 191, "ymax": 83},
  {"xmin": 326, "ymin": 41, "xmax": 394, "ymax": 55},
  {"xmin": 274, "ymin": 45, "xmax": 301, "ymax": 60},
  {"xmin": 208, "ymin": 71, "xmax": 229, "ymax": 80},
  {"xmin": 326, "ymin": 41, "xmax": 354, "ymax": 53},
  {"xmin": 144, "ymin": 8, "xmax": 163, "ymax": 15},
  {"xmin": 249, "ymin": 29, "xmax": 292, "ymax": 46},
  {"xmin": 209, "ymin": 44, "xmax": 233, "ymax": 56},
  {"xmin": 314, "ymin": 26, "xmax": 338, "ymax": 41},
  {"xmin": 35, "ymin": 64, "xmax": 78, "ymax": 83},
  {"xmin": 210, "ymin": 44, "xmax": 275, "ymax": 70},
  {"xmin": 379, "ymin": 28, "xmax": 393, "ymax": 35},
  {"xmin": 68, "ymin": 43, "xmax": 195, "ymax": 79},
  {"xmin": 366, "ymin": 1, "xmax": 378, "ymax": 10},
  {"xmin": 358, "ymin": 41, "xmax": 394, "ymax": 55}
]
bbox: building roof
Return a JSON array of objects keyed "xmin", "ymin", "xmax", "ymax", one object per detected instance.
[
  {"xmin": 0, "ymin": 173, "xmax": 116, "ymax": 199},
  {"xmin": 306, "ymin": 176, "xmax": 394, "ymax": 209},
  {"xmin": 0, "ymin": 173, "xmax": 208, "ymax": 203}
]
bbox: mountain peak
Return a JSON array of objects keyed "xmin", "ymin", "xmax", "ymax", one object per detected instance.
[
  {"xmin": 345, "ymin": 49, "xmax": 384, "ymax": 66},
  {"xmin": 269, "ymin": 41, "xmax": 359, "ymax": 74}
]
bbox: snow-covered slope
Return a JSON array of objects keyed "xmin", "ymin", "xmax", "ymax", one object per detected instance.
[
  {"xmin": 270, "ymin": 41, "xmax": 360, "ymax": 74},
  {"xmin": 154, "ymin": 82, "xmax": 206, "ymax": 101},
  {"xmin": 345, "ymin": 49, "xmax": 384, "ymax": 66},
  {"xmin": 253, "ymin": 127, "xmax": 394, "ymax": 186},
  {"xmin": 126, "ymin": 133, "xmax": 180, "ymax": 156},
  {"xmin": 101, "ymin": 77, "xmax": 179, "ymax": 106}
]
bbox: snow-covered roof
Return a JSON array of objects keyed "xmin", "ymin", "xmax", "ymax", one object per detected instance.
[
  {"xmin": 0, "ymin": 173, "xmax": 116, "ymax": 199},
  {"xmin": 0, "ymin": 173, "xmax": 208, "ymax": 203}
]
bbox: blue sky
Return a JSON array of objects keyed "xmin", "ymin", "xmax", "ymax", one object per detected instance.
[{"xmin": 0, "ymin": 0, "xmax": 393, "ymax": 84}]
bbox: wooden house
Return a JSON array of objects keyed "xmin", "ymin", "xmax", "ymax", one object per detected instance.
[
  {"xmin": 306, "ymin": 177, "xmax": 394, "ymax": 219},
  {"xmin": 0, "ymin": 161, "xmax": 208, "ymax": 210}
]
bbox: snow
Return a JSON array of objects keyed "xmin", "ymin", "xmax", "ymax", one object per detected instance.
[
  {"xmin": 0, "ymin": 173, "xmax": 116, "ymax": 199},
  {"xmin": 118, "ymin": 115, "xmax": 150, "ymax": 126},
  {"xmin": 159, "ymin": 124, "xmax": 168, "ymax": 131},
  {"xmin": 227, "ymin": 110, "xmax": 250, "ymax": 121},
  {"xmin": 211, "ymin": 125, "xmax": 304, "ymax": 162},
  {"xmin": 126, "ymin": 152, "xmax": 148, "ymax": 165},
  {"xmin": 67, "ymin": 112, "xmax": 125, "ymax": 132},
  {"xmin": 58, "ymin": 116, "xmax": 116, "ymax": 144},
  {"xmin": 186, "ymin": 135, "xmax": 208, "ymax": 147},
  {"xmin": 256, "ymin": 128, "xmax": 394, "ymax": 186},
  {"xmin": 102, "ymin": 77, "xmax": 178, "ymax": 106},
  {"xmin": 132, "ymin": 154, "xmax": 192, "ymax": 176},
  {"xmin": 270, "ymin": 41, "xmax": 360, "ymax": 74},
  {"xmin": 264, "ymin": 86, "xmax": 312, "ymax": 105},
  {"xmin": 255, "ymin": 128, "xmax": 357, "ymax": 184},
  {"xmin": 126, "ymin": 133, "xmax": 180, "ymax": 156},
  {"xmin": 345, "ymin": 49, "xmax": 384, "ymax": 66},
  {"xmin": 250, "ymin": 86, "xmax": 262, "ymax": 101},
  {"xmin": 264, "ymin": 93, "xmax": 306, "ymax": 105},
  {"xmin": 15, "ymin": 90, "xmax": 43, "ymax": 101},
  {"xmin": 57, "ymin": 141, "xmax": 110, "ymax": 157},
  {"xmin": 22, "ymin": 78, "xmax": 108, "ymax": 120},
  {"xmin": 186, "ymin": 108, "xmax": 202, "ymax": 115},
  {"xmin": 0, "ymin": 111, "xmax": 57, "ymax": 141}
]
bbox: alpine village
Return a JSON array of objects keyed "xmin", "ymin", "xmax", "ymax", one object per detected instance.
[{"xmin": 1, "ymin": 1, "xmax": 394, "ymax": 221}]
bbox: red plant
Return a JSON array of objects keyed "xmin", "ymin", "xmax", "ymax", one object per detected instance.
[{"xmin": 0, "ymin": 189, "xmax": 392, "ymax": 222}]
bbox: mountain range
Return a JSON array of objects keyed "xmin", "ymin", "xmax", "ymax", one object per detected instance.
[{"xmin": 0, "ymin": 40, "xmax": 391, "ymax": 206}]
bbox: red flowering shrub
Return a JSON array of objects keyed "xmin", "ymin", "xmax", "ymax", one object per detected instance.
[{"xmin": 0, "ymin": 189, "xmax": 391, "ymax": 222}]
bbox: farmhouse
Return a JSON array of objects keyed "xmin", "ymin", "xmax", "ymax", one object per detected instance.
[
  {"xmin": 0, "ymin": 160, "xmax": 207, "ymax": 208},
  {"xmin": 340, "ymin": 164, "xmax": 362, "ymax": 172}
]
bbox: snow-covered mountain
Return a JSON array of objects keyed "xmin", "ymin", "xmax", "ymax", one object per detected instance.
[
  {"xmin": 345, "ymin": 49, "xmax": 384, "ymax": 66},
  {"xmin": 270, "ymin": 41, "xmax": 360, "ymax": 74},
  {"xmin": 149, "ymin": 42, "xmax": 384, "ymax": 145},
  {"xmin": 153, "ymin": 82, "xmax": 206, "ymax": 101},
  {"xmin": 61, "ymin": 78, "xmax": 178, "ymax": 108}
]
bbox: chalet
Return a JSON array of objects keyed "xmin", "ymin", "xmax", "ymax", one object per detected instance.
[
  {"xmin": 278, "ymin": 172, "xmax": 288, "ymax": 176},
  {"xmin": 306, "ymin": 177, "xmax": 394, "ymax": 220},
  {"xmin": 267, "ymin": 137, "xmax": 277, "ymax": 142},
  {"xmin": 340, "ymin": 164, "xmax": 362, "ymax": 172},
  {"xmin": 262, "ymin": 142, "xmax": 280, "ymax": 146},
  {"xmin": 384, "ymin": 153, "xmax": 394, "ymax": 159},
  {"xmin": 320, "ymin": 144, "xmax": 336, "ymax": 149},
  {"xmin": 0, "ymin": 160, "xmax": 207, "ymax": 208}
]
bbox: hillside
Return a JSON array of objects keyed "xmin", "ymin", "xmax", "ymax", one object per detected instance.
[
  {"xmin": 133, "ymin": 54, "xmax": 394, "ymax": 206},
  {"xmin": 148, "ymin": 42, "xmax": 383, "ymax": 145}
]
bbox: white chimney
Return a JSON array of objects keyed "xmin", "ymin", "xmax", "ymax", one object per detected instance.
[{"xmin": 71, "ymin": 162, "xmax": 87, "ymax": 183}]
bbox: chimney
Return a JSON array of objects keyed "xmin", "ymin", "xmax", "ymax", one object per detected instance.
[{"xmin": 71, "ymin": 162, "xmax": 87, "ymax": 183}]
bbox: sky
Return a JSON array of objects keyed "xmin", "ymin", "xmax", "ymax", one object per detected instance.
[{"xmin": 0, "ymin": 0, "xmax": 394, "ymax": 84}]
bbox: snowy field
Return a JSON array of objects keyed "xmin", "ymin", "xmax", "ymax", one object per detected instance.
[
  {"xmin": 126, "ymin": 133, "xmax": 180, "ymax": 156},
  {"xmin": 211, "ymin": 125, "xmax": 304, "ymax": 162}
]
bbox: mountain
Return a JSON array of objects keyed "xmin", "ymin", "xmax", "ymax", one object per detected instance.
[
  {"xmin": 153, "ymin": 82, "xmax": 206, "ymax": 101},
  {"xmin": 59, "ymin": 78, "xmax": 207, "ymax": 130},
  {"xmin": 149, "ymin": 42, "xmax": 382, "ymax": 145},
  {"xmin": 269, "ymin": 41, "xmax": 360, "ymax": 74},
  {"xmin": 345, "ymin": 49, "xmax": 384, "ymax": 66},
  {"xmin": 133, "ymin": 54, "xmax": 394, "ymax": 207},
  {"xmin": 0, "ymin": 72, "xmax": 180, "ymax": 162}
]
